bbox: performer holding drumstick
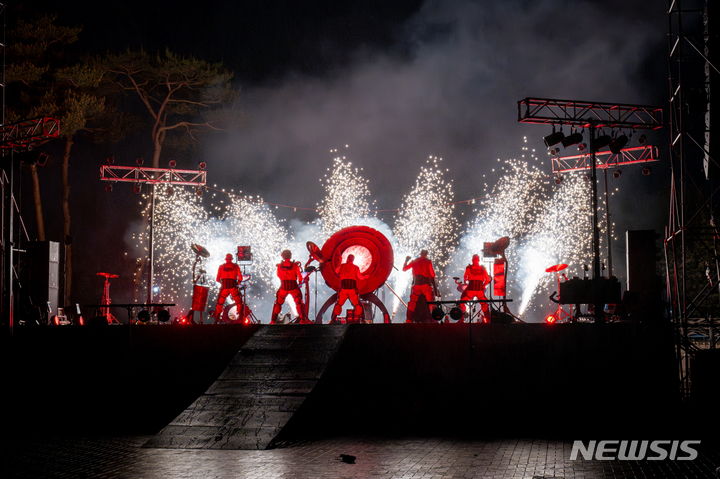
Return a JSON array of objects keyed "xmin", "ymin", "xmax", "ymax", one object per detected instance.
[
  {"xmin": 459, "ymin": 254, "xmax": 492, "ymax": 323},
  {"xmin": 403, "ymin": 249, "xmax": 439, "ymax": 323}
]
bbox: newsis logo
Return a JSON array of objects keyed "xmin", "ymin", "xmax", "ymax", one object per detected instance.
[{"xmin": 570, "ymin": 440, "xmax": 701, "ymax": 461}]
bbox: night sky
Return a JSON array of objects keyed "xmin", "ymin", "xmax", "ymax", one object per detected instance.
[{"xmin": 15, "ymin": 0, "xmax": 669, "ymax": 306}]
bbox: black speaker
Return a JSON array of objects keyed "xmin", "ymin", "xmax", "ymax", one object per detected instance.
[
  {"xmin": 22, "ymin": 241, "xmax": 60, "ymax": 321},
  {"xmin": 625, "ymin": 230, "xmax": 662, "ymax": 320},
  {"xmin": 626, "ymin": 230, "xmax": 656, "ymax": 294}
]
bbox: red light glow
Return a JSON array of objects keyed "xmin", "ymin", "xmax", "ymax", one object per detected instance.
[
  {"xmin": 545, "ymin": 314, "xmax": 557, "ymax": 324},
  {"xmin": 341, "ymin": 245, "xmax": 373, "ymax": 273}
]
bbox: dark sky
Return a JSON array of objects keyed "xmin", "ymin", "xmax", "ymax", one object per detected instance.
[{"xmin": 18, "ymin": 0, "xmax": 670, "ymax": 304}]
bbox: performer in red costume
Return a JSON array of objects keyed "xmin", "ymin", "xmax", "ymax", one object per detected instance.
[
  {"xmin": 403, "ymin": 249, "xmax": 439, "ymax": 323},
  {"xmin": 214, "ymin": 253, "xmax": 244, "ymax": 320},
  {"xmin": 460, "ymin": 254, "xmax": 492, "ymax": 322},
  {"xmin": 271, "ymin": 249, "xmax": 306, "ymax": 324},
  {"xmin": 332, "ymin": 254, "xmax": 368, "ymax": 323}
]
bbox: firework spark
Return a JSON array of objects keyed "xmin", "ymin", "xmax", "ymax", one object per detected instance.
[
  {"xmin": 317, "ymin": 149, "xmax": 375, "ymax": 237},
  {"xmin": 392, "ymin": 156, "xmax": 459, "ymax": 312}
]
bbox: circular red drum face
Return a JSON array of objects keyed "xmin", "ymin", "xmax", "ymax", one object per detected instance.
[{"xmin": 320, "ymin": 225, "xmax": 394, "ymax": 294}]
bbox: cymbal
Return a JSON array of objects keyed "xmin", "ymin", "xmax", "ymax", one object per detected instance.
[
  {"xmin": 191, "ymin": 243, "xmax": 210, "ymax": 258},
  {"xmin": 96, "ymin": 272, "xmax": 119, "ymax": 278},
  {"xmin": 545, "ymin": 263, "xmax": 568, "ymax": 273},
  {"xmin": 306, "ymin": 241, "xmax": 326, "ymax": 263}
]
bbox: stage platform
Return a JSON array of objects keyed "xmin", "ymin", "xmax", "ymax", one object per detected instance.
[{"xmin": 0, "ymin": 322, "xmax": 686, "ymax": 446}]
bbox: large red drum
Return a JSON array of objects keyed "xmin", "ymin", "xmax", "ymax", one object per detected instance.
[
  {"xmin": 320, "ymin": 225, "xmax": 394, "ymax": 295},
  {"xmin": 191, "ymin": 284, "xmax": 209, "ymax": 311}
]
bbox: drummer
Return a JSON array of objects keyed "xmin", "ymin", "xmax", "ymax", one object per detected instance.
[{"xmin": 459, "ymin": 254, "xmax": 492, "ymax": 322}]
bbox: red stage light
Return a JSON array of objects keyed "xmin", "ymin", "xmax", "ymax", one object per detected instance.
[{"xmin": 545, "ymin": 314, "xmax": 557, "ymax": 324}]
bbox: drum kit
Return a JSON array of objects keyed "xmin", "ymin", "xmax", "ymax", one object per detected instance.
[
  {"xmin": 544, "ymin": 263, "xmax": 573, "ymax": 323},
  {"xmin": 543, "ymin": 262, "xmax": 620, "ymax": 323},
  {"xmin": 186, "ymin": 242, "xmax": 257, "ymax": 325}
]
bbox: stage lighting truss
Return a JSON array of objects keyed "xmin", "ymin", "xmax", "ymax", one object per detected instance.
[
  {"xmin": 550, "ymin": 145, "xmax": 659, "ymax": 174},
  {"xmin": 100, "ymin": 165, "xmax": 207, "ymax": 186},
  {"xmin": 517, "ymin": 98, "xmax": 663, "ymax": 130},
  {"xmin": 0, "ymin": 117, "xmax": 61, "ymax": 154}
]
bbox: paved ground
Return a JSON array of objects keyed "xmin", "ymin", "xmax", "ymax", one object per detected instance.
[{"xmin": 2, "ymin": 436, "xmax": 719, "ymax": 479}]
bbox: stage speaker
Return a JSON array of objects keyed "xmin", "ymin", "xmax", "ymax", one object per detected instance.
[
  {"xmin": 22, "ymin": 241, "xmax": 60, "ymax": 322},
  {"xmin": 626, "ymin": 230, "xmax": 656, "ymax": 293},
  {"xmin": 625, "ymin": 230, "xmax": 662, "ymax": 320}
]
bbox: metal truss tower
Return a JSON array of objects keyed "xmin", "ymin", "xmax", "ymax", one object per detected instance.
[{"xmin": 665, "ymin": 0, "xmax": 718, "ymax": 399}]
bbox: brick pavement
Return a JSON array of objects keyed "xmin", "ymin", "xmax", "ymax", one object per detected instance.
[{"xmin": 2, "ymin": 436, "xmax": 719, "ymax": 478}]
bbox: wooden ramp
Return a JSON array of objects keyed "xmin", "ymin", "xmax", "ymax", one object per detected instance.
[{"xmin": 145, "ymin": 325, "xmax": 347, "ymax": 450}]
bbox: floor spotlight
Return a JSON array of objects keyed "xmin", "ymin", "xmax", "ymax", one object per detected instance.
[
  {"xmin": 137, "ymin": 309, "xmax": 150, "ymax": 322},
  {"xmin": 157, "ymin": 309, "xmax": 171, "ymax": 323},
  {"xmin": 642, "ymin": 166, "xmax": 652, "ymax": 176},
  {"xmin": 545, "ymin": 314, "xmax": 557, "ymax": 324},
  {"xmin": 609, "ymin": 134, "xmax": 628, "ymax": 154},
  {"xmin": 577, "ymin": 142, "xmax": 587, "ymax": 152},
  {"xmin": 549, "ymin": 147, "xmax": 561, "ymax": 156},
  {"xmin": 449, "ymin": 306, "xmax": 463, "ymax": 321},
  {"xmin": 544, "ymin": 130, "xmax": 565, "ymax": 148},
  {"xmin": 168, "ymin": 160, "xmax": 177, "ymax": 168},
  {"xmin": 431, "ymin": 306, "xmax": 445, "ymax": 321},
  {"xmin": 198, "ymin": 161, "xmax": 207, "ymax": 170},
  {"xmin": 561, "ymin": 132, "xmax": 583, "ymax": 148}
]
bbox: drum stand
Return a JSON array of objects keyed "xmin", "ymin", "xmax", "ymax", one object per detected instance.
[
  {"xmin": 97, "ymin": 272, "xmax": 120, "ymax": 324},
  {"xmin": 552, "ymin": 272, "xmax": 573, "ymax": 323}
]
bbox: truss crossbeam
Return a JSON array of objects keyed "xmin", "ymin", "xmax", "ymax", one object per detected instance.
[
  {"xmin": 0, "ymin": 117, "xmax": 61, "ymax": 151},
  {"xmin": 518, "ymin": 97, "xmax": 663, "ymax": 130},
  {"xmin": 100, "ymin": 165, "xmax": 207, "ymax": 186},
  {"xmin": 551, "ymin": 145, "xmax": 659, "ymax": 173}
]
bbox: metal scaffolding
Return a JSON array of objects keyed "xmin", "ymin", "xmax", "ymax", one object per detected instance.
[
  {"xmin": 100, "ymin": 164, "xmax": 207, "ymax": 305},
  {"xmin": 664, "ymin": 0, "xmax": 718, "ymax": 399},
  {"xmin": 519, "ymin": 97, "xmax": 662, "ymax": 292}
]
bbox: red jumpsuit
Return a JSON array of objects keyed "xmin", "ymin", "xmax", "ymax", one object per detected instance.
[
  {"xmin": 332, "ymin": 263, "xmax": 363, "ymax": 321},
  {"xmin": 460, "ymin": 263, "xmax": 491, "ymax": 321},
  {"xmin": 272, "ymin": 260, "xmax": 305, "ymax": 322},
  {"xmin": 214, "ymin": 261, "xmax": 243, "ymax": 319},
  {"xmin": 403, "ymin": 257, "xmax": 436, "ymax": 322}
]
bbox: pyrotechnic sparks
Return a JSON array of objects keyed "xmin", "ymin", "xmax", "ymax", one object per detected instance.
[
  {"xmin": 317, "ymin": 150, "xmax": 375, "ymax": 237},
  {"xmin": 450, "ymin": 137, "xmax": 597, "ymax": 320},
  {"xmin": 392, "ymin": 156, "xmax": 459, "ymax": 312},
  {"xmin": 516, "ymin": 173, "xmax": 593, "ymax": 314},
  {"xmin": 132, "ymin": 185, "xmax": 291, "ymax": 320},
  {"xmin": 129, "ymin": 139, "xmax": 605, "ymax": 323}
]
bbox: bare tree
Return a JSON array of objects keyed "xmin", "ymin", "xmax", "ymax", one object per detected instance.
[{"xmin": 107, "ymin": 50, "xmax": 234, "ymax": 167}]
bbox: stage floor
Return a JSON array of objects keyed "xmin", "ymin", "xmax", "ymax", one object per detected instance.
[{"xmin": 2, "ymin": 434, "xmax": 719, "ymax": 479}]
